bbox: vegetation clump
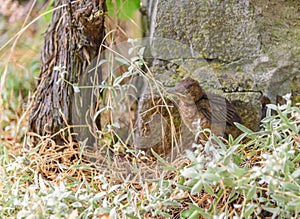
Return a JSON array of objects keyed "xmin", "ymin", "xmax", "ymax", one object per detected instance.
[
  {"xmin": 1, "ymin": 79, "xmax": 299, "ymax": 218},
  {"xmin": 0, "ymin": 1, "xmax": 299, "ymax": 218}
]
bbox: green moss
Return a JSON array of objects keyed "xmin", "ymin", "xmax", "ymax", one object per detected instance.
[
  {"xmin": 209, "ymin": 62, "xmax": 225, "ymax": 71},
  {"xmin": 172, "ymin": 65, "xmax": 190, "ymax": 80},
  {"xmin": 173, "ymin": 116, "xmax": 182, "ymax": 127},
  {"xmin": 290, "ymin": 79, "xmax": 300, "ymax": 91}
]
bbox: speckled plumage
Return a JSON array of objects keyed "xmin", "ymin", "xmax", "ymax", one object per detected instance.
[{"xmin": 171, "ymin": 77, "xmax": 242, "ymax": 138}]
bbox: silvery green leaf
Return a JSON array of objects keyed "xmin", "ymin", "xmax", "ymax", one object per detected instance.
[
  {"xmin": 138, "ymin": 47, "xmax": 145, "ymax": 56},
  {"xmin": 191, "ymin": 180, "xmax": 202, "ymax": 195},
  {"xmin": 115, "ymin": 56, "xmax": 129, "ymax": 65},
  {"xmin": 203, "ymin": 183, "xmax": 214, "ymax": 196},
  {"xmin": 244, "ymin": 204, "xmax": 256, "ymax": 218},
  {"xmin": 246, "ymin": 186, "xmax": 257, "ymax": 200},
  {"xmin": 73, "ymin": 85, "xmax": 80, "ymax": 93},
  {"xmin": 203, "ymin": 173, "xmax": 219, "ymax": 182},
  {"xmin": 71, "ymin": 202, "xmax": 82, "ymax": 208},
  {"xmin": 181, "ymin": 168, "xmax": 198, "ymax": 178},
  {"xmin": 93, "ymin": 192, "xmax": 106, "ymax": 201},
  {"xmin": 266, "ymin": 104, "xmax": 278, "ymax": 111},
  {"xmin": 234, "ymin": 123, "xmax": 254, "ymax": 134},
  {"xmin": 292, "ymin": 168, "xmax": 300, "ymax": 179},
  {"xmin": 109, "ymin": 185, "xmax": 121, "ymax": 193}
]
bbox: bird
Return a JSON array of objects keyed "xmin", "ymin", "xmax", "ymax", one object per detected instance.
[{"xmin": 169, "ymin": 77, "xmax": 242, "ymax": 139}]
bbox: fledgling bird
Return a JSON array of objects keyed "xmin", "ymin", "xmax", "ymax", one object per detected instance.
[{"xmin": 169, "ymin": 77, "xmax": 242, "ymax": 139}]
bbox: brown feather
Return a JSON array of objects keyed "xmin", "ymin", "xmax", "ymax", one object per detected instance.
[{"xmin": 172, "ymin": 77, "xmax": 242, "ymax": 138}]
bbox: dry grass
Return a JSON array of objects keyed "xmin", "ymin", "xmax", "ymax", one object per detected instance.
[{"xmin": 1, "ymin": 2, "xmax": 300, "ymax": 218}]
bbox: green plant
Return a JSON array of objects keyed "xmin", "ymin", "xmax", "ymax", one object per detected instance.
[
  {"xmin": 106, "ymin": 0, "xmax": 140, "ymax": 20},
  {"xmin": 1, "ymin": 35, "xmax": 300, "ymax": 218},
  {"xmin": 180, "ymin": 94, "xmax": 300, "ymax": 218},
  {"xmin": 39, "ymin": 0, "xmax": 54, "ymax": 23}
]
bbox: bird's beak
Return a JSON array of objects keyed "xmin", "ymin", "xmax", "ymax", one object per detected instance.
[{"xmin": 167, "ymin": 87, "xmax": 177, "ymax": 94}]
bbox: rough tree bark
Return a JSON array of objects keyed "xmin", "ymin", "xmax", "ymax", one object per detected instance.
[{"xmin": 28, "ymin": 0, "xmax": 106, "ymax": 142}]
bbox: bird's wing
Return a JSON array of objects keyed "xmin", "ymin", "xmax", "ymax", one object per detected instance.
[{"xmin": 197, "ymin": 93, "xmax": 242, "ymax": 125}]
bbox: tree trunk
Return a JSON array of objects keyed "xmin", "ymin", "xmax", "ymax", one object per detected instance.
[{"xmin": 28, "ymin": 0, "xmax": 106, "ymax": 142}]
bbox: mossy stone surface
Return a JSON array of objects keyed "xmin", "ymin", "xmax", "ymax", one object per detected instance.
[
  {"xmin": 135, "ymin": 0, "xmax": 300, "ymax": 152},
  {"xmin": 149, "ymin": 0, "xmax": 261, "ymax": 62},
  {"xmin": 147, "ymin": 0, "xmax": 300, "ymax": 115}
]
